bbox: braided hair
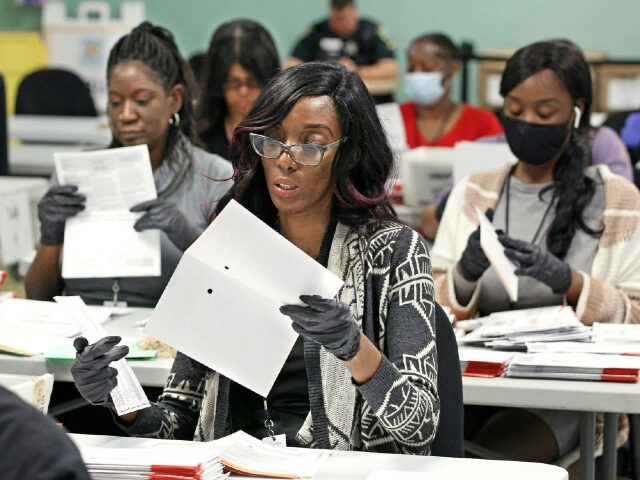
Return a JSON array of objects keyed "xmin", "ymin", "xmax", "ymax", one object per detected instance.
[
  {"xmin": 500, "ymin": 40, "xmax": 601, "ymax": 259},
  {"xmin": 106, "ymin": 21, "xmax": 197, "ymax": 162}
]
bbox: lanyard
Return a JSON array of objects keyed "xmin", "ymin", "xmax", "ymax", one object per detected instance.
[{"xmin": 504, "ymin": 175, "xmax": 556, "ymax": 246}]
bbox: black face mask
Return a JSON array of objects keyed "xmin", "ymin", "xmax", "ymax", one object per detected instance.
[{"xmin": 502, "ymin": 114, "xmax": 572, "ymax": 165}]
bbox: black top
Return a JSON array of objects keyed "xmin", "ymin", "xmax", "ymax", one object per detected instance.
[
  {"xmin": 0, "ymin": 386, "xmax": 90, "ymax": 480},
  {"xmin": 292, "ymin": 18, "xmax": 394, "ymax": 66},
  {"xmin": 200, "ymin": 118, "xmax": 231, "ymax": 161},
  {"xmin": 227, "ymin": 216, "xmax": 338, "ymax": 444},
  {"xmin": 291, "ymin": 18, "xmax": 395, "ymax": 104}
]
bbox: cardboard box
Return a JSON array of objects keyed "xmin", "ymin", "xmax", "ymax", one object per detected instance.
[
  {"xmin": 0, "ymin": 373, "xmax": 54, "ymax": 414},
  {"xmin": 477, "ymin": 49, "xmax": 604, "ymax": 110},
  {"xmin": 595, "ymin": 64, "xmax": 640, "ymax": 113}
]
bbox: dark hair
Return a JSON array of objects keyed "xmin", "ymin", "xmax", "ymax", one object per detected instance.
[
  {"xmin": 197, "ymin": 20, "xmax": 280, "ymax": 134},
  {"xmin": 500, "ymin": 39, "xmax": 599, "ymax": 259},
  {"xmin": 220, "ymin": 62, "xmax": 396, "ymax": 230},
  {"xmin": 331, "ymin": 0, "xmax": 355, "ymax": 9},
  {"xmin": 407, "ymin": 33, "xmax": 459, "ymax": 61},
  {"xmin": 106, "ymin": 21, "xmax": 197, "ymax": 158}
]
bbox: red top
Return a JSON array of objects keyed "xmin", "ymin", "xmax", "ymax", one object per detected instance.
[{"xmin": 400, "ymin": 102, "xmax": 504, "ymax": 148}]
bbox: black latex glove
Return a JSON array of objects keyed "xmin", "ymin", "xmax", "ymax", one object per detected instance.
[
  {"xmin": 37, "ymin": 185, "xmax": 86, "ymax": 245},
  {"xmin": 130, "ymin": 199, "xmax": 201, "ymax": 252},
  {"xmin": 500, "ymin": 235, "xmax": 572, "ymax": 295},
  {"xmin": 279, "ymin": 295, "xmax": 361, "ymax": 361},
  {"xmin": 70, "ymin": 336, "xmax": 129, "ymax": 406},
  {"xmin": 459, "ymin": 208, "xmax": 495, "ymax": 282}
]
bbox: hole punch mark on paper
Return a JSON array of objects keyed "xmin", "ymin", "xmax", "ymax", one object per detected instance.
[{"xmin": 207, "ymin": 289, "xmax": 213, "ymax": 294}]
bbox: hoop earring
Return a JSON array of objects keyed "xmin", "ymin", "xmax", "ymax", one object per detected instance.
[{"xmin": 169, "ymin": 112, "xmax": 180, "ymax": 126}]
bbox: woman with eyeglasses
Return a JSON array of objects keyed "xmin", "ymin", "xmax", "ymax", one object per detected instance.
[
  {"xmin": 70, "ymin": 62, "xmax": 440, "ymax": 454},
  {"xmin": 197, "ymin": 20, "xmax": 280, "ymax": 160}
]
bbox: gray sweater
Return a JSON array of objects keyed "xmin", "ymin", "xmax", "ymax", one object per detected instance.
[{"xmin": 116, "ymin": 221, "xmax": 440, "ymax": 454}]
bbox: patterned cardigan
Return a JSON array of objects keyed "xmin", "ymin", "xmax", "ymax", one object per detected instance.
[
  {"xmin": 117, "ymin": 222, "xmax": 440, "ymax": 454},
  {"xmin": 432, "ymin": 163, "xmax": 640, "ymax": 325}
]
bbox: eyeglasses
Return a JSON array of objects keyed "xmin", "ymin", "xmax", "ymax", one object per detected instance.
[
  {"xmin": 249, "ymin": 133, "xmax": 345, "ymax": 167},
  {"xmin": 224, "ymin": 78, "xmax": 261, "ymax": 91}
]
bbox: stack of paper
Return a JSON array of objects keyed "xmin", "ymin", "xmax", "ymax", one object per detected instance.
[
  {"xmin": 458, "ymin": 348, "xmax": 514, "ymax": 377},
  {"xmin": 81, "ymin": 443, "xmax": 225, "ymax": 480},
  {"xmin": 459, "ymin": 306, "xmax": 590, "ymax": 350},
  {"xmin": 79, "ymin": 430, "xmax": 328, "ymax": 479},
  {"xmin": 0, "ymin": 298, "xmax": 114, "ymax": 356},
  {"xmin": 592, "ymin": 322, "xmax": 640, "ymax": 343},
  {"xmin": 505, "ymin": 352, "xmax": 640, "ymax": 382}
]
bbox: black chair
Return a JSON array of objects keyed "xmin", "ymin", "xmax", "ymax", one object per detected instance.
[
  {"xmin": 0, "ymin": 73, "xmax": 8, "ymax": 175},
  {"xmin": 15, "ymin": 68, "xmax": 97, "ymax": 117},
  {"xmin": 430, "ymin": 302, "xmax": 464, "ymax": 457}
]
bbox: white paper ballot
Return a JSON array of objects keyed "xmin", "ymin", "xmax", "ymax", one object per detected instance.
[
  {"xmin": 54, "ymin": 145, "xmax": 160, "ymax": 279},
  {"xmin": 54, "ymin": 296, "xmax": 149, "ymax": 416},
  {"xmin": 146, "ymin": 200, "xmax": 344, "ymax": 397},
  {"xmin": 476, "ymin": 207, "xmax": 518, "ymax": 302},
  {"xmin": 0, "ymin": 190, "xmax": 34, "ymax": 265}
]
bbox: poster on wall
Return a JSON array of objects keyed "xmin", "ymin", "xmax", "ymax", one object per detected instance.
[{"xmin": 42, "ymin": 1, "xmax": 145, "ymax": 112}]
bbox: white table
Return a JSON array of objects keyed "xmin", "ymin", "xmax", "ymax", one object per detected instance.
[
  {"xmin": 0, "ymin": 309, "xmax": 173, "ymax": 387},
  {"xmin": 71, "ymin": 433, "xmax": 567, "ymax": 480},
  {"xmin": 0, "ymin": 309, "xmax": 632, "ymax": 479},
  {"xmin": 463, "ymin": 375, "xmax": 640, "ymax": 480}
]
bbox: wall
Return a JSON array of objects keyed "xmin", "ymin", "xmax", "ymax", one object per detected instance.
[{"xmin": 1, "ymin": 0, "xmax": 640, "ymax": 103}]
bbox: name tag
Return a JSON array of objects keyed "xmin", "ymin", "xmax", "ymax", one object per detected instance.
[{"xmin": 262, "ymin": 434, "xmax": 287, "ymax": 447}]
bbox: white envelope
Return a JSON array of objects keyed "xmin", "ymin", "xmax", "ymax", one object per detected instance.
[{"xmin": 146, "ymin": 200, "xmax": 344, "ymax": 397}]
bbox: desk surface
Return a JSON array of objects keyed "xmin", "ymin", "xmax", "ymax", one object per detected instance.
[
  {"xmin": 2, "ymin": 308, "xmax": 640, "ymax": 409},
  {"xmin": 71, "ymin": 433, "xmax": 568, "ymax": 480}
]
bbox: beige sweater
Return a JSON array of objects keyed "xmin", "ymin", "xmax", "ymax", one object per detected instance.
[{"xmin": 432, "ymin": 163, "xmax": 640, "ymax": 324}]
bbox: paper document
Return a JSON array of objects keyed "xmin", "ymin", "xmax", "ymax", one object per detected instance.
[
  {"xmin": 146, "ymin": 200, "xmax": 344, "ymax": 397},
  {"xmin": 0, "ymin": 190, "xmax": 34, "ymax": 265},
  {"xmin": 376, "ymin": 103, "xmax": 408, "ymax": 153},
  {"xmin": 54, "ymin": 145, "xmax": 160, "ymax": 279},
  {"xmin": 0, "ymin": 298, "xmax": 111, "ymax": 338},
  {"xmin": 477, "ymin": 207, "xmax": 518, "ymax": 301},
  {"xmin": 593, "ymin": 322, "xmax": 640, "ymax": 343},
  {"xmin": 217, "ymin": 430, "xmax": 328, "ymax": 478},
  {"xmin": 54, "ymin": 296, "xmax": 149, "ymax": 415}
]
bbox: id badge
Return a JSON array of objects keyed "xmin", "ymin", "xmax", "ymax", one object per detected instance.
[
  {"xmin": 103, "ymin": 300, "xmax": 128, "ymax": 308},
  {"xmin": 262, "ymin": 433, "xmax": 287, "ymax": 447}
]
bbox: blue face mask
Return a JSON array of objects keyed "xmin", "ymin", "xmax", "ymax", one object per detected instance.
[{"xmin": 404, "ymin": 72, "xmax": 445, "ymax": 106}]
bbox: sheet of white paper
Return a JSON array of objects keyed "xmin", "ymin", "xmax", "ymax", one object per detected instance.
[
  {"xmin": 526, "ymin": 341, "xmax": 640, "ymax": 355},
  {"xmin": 62, "ymin": 212, "xmax": 160, "ymax": 278},
  {"xmin": 54, "ymin": 296, "xmax": 149, "ymax": 415},
  {"xmin": 54, "ymin": 146, "xmax": 161, "ymax": 279},
  {"xmin": 0, "ymin": 190, "xmax": 35, "ymax": 265},
  {"xmin": 376, "ymin": 103, "xmax": 408, "ymax": 153},
  {"xmin": 593, "ymin": 322, "xmax": 640, "ymax": 343},
  {"xmin": 477, "ymin": 207, "xmax": 518, "ymax": 301},
  {"xmin": 452, "ymin": 142, "xmax": 515, "ymax": 185},
  {"xmin": 0, "ymin": 298, "xmax": 111, "ymax": 338},
  {"xmin": 486, "ymin": 73, "xmax": 503, "ymax": 107},
  {"xmin": 510, "ymin": 352, "xmax": 640, "ymax": 370},
  {"xmin": 54, "ymin": 145, "xmax": 157, "ymax": 211},
  {"xmin": 146, "ymin": 200, "xmax": 344, "ymax": 397}
]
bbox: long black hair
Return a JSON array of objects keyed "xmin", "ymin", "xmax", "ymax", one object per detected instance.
[
  {"xmin": 106, "ymin": 22, "xmax": 197, "ymax": 160},
  {"xmin": 500, "ymin": 39, "xmax": 600, "ymax": 259},
  {"xmin": 218, "ymin": 62, "xmax": 396, "ymax": 230},
  {"xmin": 197, "ymin": 20, "xmax": 280, "ymax": 134}
]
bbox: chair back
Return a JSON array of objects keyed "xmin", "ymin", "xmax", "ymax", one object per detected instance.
[
  {"xmin": 430, "ymin": 302, "xmax": 464, "ymax": 457},
  {"xmin": 15, "ymin": 68, "xmax": 97, "ymax": 117}
]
